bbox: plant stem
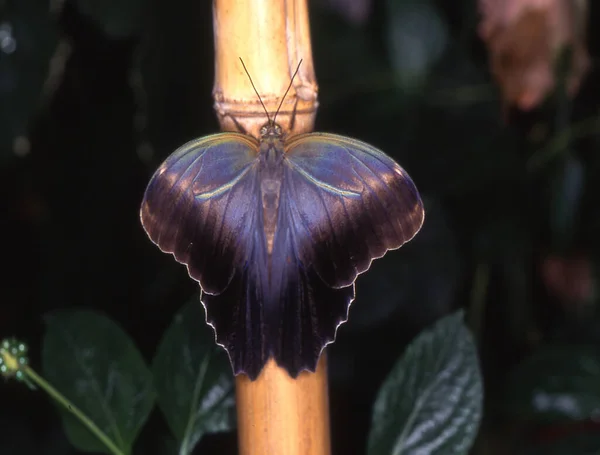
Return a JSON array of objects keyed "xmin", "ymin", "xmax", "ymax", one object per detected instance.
[
  {"xmin": 527, "ymin": 111, "xmax": 600, "ymax": 170},
  {"xmin": 235, "ymin": 356, "xmax": 331, "ymax": 455},
  {"xmin": 23, "ymin": 366, "xmax": 126, "ymax": 455},
  {"xmin": 212, "ymin": 0, "xmax": 330, "ymax": 452},
  {"xmin": 211, "ymin": 0, "xmax": 330, "ymax": 453},
  {"xmin": 468, "ymin": 263, "xmax": 490, "ymax": 344}
]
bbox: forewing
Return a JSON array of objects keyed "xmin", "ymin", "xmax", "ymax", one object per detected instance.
[
  {"xmin": 140, "ymin": 133, "xmax": 259, "ymax": 295},
  {"xmin": 284, "ymin": 133, "xmax": 424, "ymax": 288}
]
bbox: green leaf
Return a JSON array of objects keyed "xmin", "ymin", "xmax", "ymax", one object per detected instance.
[
  {"xmin": 42, "ymin": 310, "xmax": 155, "ymax": 455},
  {"xmin": 368, "ymin": 311, "xmax": 483, "ymax": 455},
  {"xmin": 153, "ymin": 299, "xmax": 236, "ymax": 455},
  {"xmin": 503, "ymin": 345, "xmax": 600, "ymax": 423},
  {"xmin": 75, "ymin": 0, "xmax": 145, "ymax": 38}
]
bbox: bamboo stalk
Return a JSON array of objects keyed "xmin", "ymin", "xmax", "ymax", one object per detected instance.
[
  {"xmin": 235, "ymin": 356, "xmax": 331, "ymax": 455},
  {"xmin": 211, "ymin": 1, "xmax": 330, "ymax": 454},
  {"xmin": 213, "ymin": 0, "xmax": 318, "ymax": 139}
]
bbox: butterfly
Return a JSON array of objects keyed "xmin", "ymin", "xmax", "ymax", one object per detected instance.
[{"xmin": 140, "ymin": 60, "xmax": 424, "ymax": 380}]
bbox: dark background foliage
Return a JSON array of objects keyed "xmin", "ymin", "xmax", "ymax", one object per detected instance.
[{"xmin": 1, "ymin": 0, "xmax": 600, "ymax": 454}]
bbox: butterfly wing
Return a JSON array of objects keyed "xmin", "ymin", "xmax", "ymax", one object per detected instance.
[
  {"xmin": 140, "ymin": 133, "xmax": 270, "ymax": 377},
  {"xmin": 141, "ymin": 131, "xmax": 424, "ymax": 380},
  {"xmin": 267, "ymin": 200, "xmax": 355, "ymax": 376},
  {"xmin": 284, "ymin": 132, "xmax": 424, "ymax": 288},
  {"xmin": 267, "ymin": 133, "xmax": 424, "ymax": 374}
]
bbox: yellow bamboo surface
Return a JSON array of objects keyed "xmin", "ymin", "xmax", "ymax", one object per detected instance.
[
  {"xmin": 235, "ymin": 356, "xmax": 331, "ymax": 455},
  {"xmin": 211, "ymin": 1, "xmax": 330, "ymax": 454},
  {"xmin": 213, "ymin": 0, "xmax": 318, "ymax": 138}
]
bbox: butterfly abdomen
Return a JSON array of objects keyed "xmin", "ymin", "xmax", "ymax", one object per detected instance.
[{"xmin": 259, "ymin": 140, "xmax": 285, "ymax": 256}]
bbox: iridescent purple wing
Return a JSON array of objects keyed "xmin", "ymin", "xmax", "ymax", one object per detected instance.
[
  {"xmin": 267, "ymin": 197, "xmax": 355, "ymax": 377},
  {"xmin": 140, "ymin": 130, "xmax": 424, "ymax": 380},
  {"xmin": 140, "ymin": 133, "xmax": 269, "ymax": 376},
  {"xmin": 268, "ymin": 133, "xmax": 424, "ymax": 374},
  {"xmin": 284, "ymin": 133, "xmax": 424, "ymax": 286}
]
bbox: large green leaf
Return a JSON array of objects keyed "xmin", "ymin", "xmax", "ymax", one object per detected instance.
[
  {"xmin": 42, "ymin": 310, "xmax": 155, "ymax": 455},
  {"xmin": 368, "ymin": 311, "xmax": 483, "ymax": 455},
  {"xmin": 503, "ymin": 345, "xmax": 600, "ymax": 423},
  {"xmin": 153, "ymin": 299, "xmax": 235, "ymax": 455}
]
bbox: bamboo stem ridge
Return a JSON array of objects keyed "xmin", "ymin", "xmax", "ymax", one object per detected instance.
[{"xmin": 212, "ymin": 0, "xmax": 330, "ymax": 454}]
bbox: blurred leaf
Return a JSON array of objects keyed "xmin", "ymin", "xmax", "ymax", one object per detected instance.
[
  {"xmin": 153, "ymin": 299, "xmax": 235, "ymax": 455},
  {"xmin": 75, "ymin": 0, "xmax": 145, "ymax": 38},
  {"xmin": 133, "ymin": 0, "xmax": 215, "ymax": 165},
  {"xmin": 0, "ymin": 0, "xmax": 59, "ymax": 165},
  {"xmin": 42, "ymin": 310, "xmax": 155, "ymax": 455},
  {"xmin": 311, "ymin": 5, "xmax": 389, "ymax": 109},
  {"xmin": 386, "ymin": 0, "xmax": 448, "ymax": 93},
  {"xmin": 528, "ymin": 115, "xmax": 600, "ymax": 170},
  {"xmin": 367, "ymin": 311, "xmax": 483, "ymax": 455},
  {"xmin": 369, "ymin": 44, "xmax": 523, "ymax": 199},
  {"xmin": 504, "ymin": 345, "xmax": 600, "ymax": 423}
]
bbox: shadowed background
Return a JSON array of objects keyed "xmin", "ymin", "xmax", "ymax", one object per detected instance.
[{"xmin": 2, "ymin": 0, "xmax": 600, "ymax": 454}]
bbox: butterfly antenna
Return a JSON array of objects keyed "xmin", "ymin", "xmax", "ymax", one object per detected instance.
[
  {"xmin": 273, "ymin": 59, "xmax": 303, "ymax": 125},
  {"xmin": 239, "ymin": 57, "xmax": 271, "ymax": 124}
]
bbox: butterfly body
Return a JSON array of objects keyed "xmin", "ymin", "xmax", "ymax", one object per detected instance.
[
  {"xmin": 141, "ymin": 122, "xmax": 424, "ymax": 379},
  {"xmin": 257, "ymin": 126, "xmax": 285, "ymax": 256}
]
